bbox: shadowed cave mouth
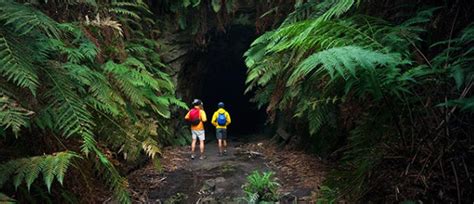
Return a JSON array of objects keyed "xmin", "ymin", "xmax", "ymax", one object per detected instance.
[{"xmin": 178, "ymin": 26, "xmax": 267, "ymax": 136}]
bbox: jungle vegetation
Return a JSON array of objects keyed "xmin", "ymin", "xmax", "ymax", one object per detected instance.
[
  {"xmin": 0, "ymin": 0, "xmax": 186, "ymax": 203},
  {"xmin": 0, "ymin": 0, "xmax": 473, "ymax": 203},
  {"xmin": 244, "ymin": 0, "xmax": 474, "ymax": 202}
]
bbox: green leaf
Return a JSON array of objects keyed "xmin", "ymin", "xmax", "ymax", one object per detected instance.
[
  {"xmin": 225, "ymin": 0, "xmax": 234, "ymax": 13},
  {"xmin": 451, "ymin": 65, "xmax": 464, "ymax": 90},
  {"xmin": 41, "ymin": 155, "xmax": 58, "ymax": 192},
  {"xmin": 178, "ymin": 15, "xmax": 187, "ymax": 30},
  {"xmin": 0, "ymin": 152, "xmax": 79, "ymax": 192},
  {"xmin": 191, "ymin": 0, "xmax": 201, "ymax": 7},
  {"xmin": 150, "ymin": 96, "xmax": 171, "ymax": 118},
  {"xmin": 211, "ymin": 0, "xmax": 222, "ymax": 12},
  {"xmin": 24, "ymin": 157, "xmax": 43, "ymax": 190},
  {"xmin": 183, "ymin": 0, "xmax": 191, "ymax": 7},
  {"xmin": 0, "ymin": 34, "xmax": 39, "ymax": 94}
]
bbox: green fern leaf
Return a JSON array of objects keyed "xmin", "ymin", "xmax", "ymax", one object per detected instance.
[
  {"xmin": 288, "ymin": 46, "xmax": 402, "ymax": 85},
  {"xmin": 0, "ymin": 33, "xmax": 39, "ymax": 94},
  {"xmin": 0, "ymin": 96, "xmax": 32, "ymax": 136},
  {"xmin": 109, "ymin": 8, "xmax": 141, "ymax": 20},
  {"xmin": 211, "ymin": 0, "xmax": 222, "ymax": 12},
  {"xmin": 94, "ymin": 150, "xmax": 131, "ymax": 204},
  {"xmin": 44, "ymin": 66, "xmax": 97, "ymax": 155},
  {"xmin": 41, "ymin": 155, "xmax": 57, "ymax": 192},
  {"xmin": 23, "ymin": 157, "xmax": 42, "ymax": 190},
  {"xmin": 0, "ymin": 2, "xmax": 60, "ymax": 38},
  {"xmin": 0, "ymin": 151, "xmax": 79, "ymax": 192}
]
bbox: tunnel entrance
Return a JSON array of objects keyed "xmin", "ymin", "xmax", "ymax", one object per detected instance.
[{"xmin": 178, "ymin": 26, "xmax": 266, "ymax": 136}]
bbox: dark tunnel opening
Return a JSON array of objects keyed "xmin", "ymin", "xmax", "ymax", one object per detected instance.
[{"xmin": 179, "ymin": 26, "xmax": 267, "ymax": 137}]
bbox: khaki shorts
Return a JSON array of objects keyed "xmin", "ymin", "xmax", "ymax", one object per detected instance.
[{"xmin": 192, "ymin": 130, "xmax": 205, "ymax": 141}]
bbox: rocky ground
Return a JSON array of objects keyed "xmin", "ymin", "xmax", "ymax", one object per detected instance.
[{"xmin": 127, "ymin": 137, "xmax": 328, "ymax": 203}]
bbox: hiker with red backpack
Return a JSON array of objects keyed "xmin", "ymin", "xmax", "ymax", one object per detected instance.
[
  {"xmin": 211, "ymin": 102, "xmax": 231, "ymax": 156},
  {"xmin": 185, "ymin": 99, "xmax": 207, "ymax": 160}
]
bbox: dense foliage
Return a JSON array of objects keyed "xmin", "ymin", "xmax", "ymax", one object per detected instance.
[
  {"xmin": 244, "ymin": 0, "xmax": 473, "ymax": 202},
  {"xmin": 242, "ymin": 171, "xmax": 279, "ymax": 202},
  {"xmin": 149, "ymin": 0, "xmax": 296, "ymax": 46},
  {"xmin": 1, "ymin": 0, "xmax": 472, "ymax": 203},
  {"xmin": 0, "ymin": 0, "xmax": 186, "ymax": 203}
]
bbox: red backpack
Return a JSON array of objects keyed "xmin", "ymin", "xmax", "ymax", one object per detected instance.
[{"xmin": 188, "ymin": 108, "xmax": 201, "ymax": 126}]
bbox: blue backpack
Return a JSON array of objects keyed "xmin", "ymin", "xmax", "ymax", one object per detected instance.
[{"xmin": 217, "ymin": 113, "xmax": 227, "ymax": 126}]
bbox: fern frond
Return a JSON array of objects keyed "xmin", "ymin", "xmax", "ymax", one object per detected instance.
[
  {"xmin": 104, "ymin": 57, "xmax": 175, "ymax": 112},
  {"xmin": 0, "ymin": 95, "xmax": 32, "ymax": 136},
  {"xmin": 109, "ymin": 7, "xmax": 141, "ymax": 20},
  {"xmin": 94, "ymin": 150, "xmax": 131, "ymax": 204},
  {"xmin": 294, "ymin": 97, "xmax": 337, "ymax": 135},
  {"xmin": 271, "ymin": 0, "xmax": 360, "ymax": 52},
  {"xmin": 63, "ymin": 63, "xmax": 124, "ymax": 116},
  {"xmin": 318, "ymin": 0, "xmax": 360, "ymax": 21},
  {"xmin": 147, "ymin": 95, "xmax": 172, "ymax": 118},
  {"xmin": 110, "ymin": 1, "xmax": 152, "ymax": 16},
  {"xmin": 44, "ymin": 65, "xmax": 97, "ymax": 155},
  {"xmin": 142, "ymin": 137, "xmax": 161, "ymax": 159},
  {"xmin": 432, "ymin": 24, "xmax": 474, "ymax": 82},
  {"xmin": 0, "ymin": 32, "xmax": 39, "ymax": 94},
  {"xmin": 29, "ymin": 0, "xmax": 98, "ymax": 7},
  {"xmin": 44, "ymin": 77, "xmax": 131, "ymax": 202},
  {"xmin": 0, "ymin": 2, "xmax": 60, "ymax": 38},
  {"xmin": 104, "ymin": 60, "xmax": 149, "ymax": 106},
  {"xmin": 46, "ymin": 38, "xmax": 98, "ymax": 64},
  {"xmin": 271, "ymin": 16, "xmax": 387, "ymax": 53},
  {"xmin": 163, "ymin": 95, "xmax": 188, "ymax": 109},
  {"xmin": 288, "ymin": 46, "xmax": 403, "ymax": 85},
  {"xmin": 432, "ymin": 24, "xmax": 474, "ymax": 110},
  {"xmin": 0, "ymin": 151, "xmax": 80, "ymax": 192},
  {"xmin": 125, "ymin": 43, "xmax": 149, "ymax": 55},
  {"xmin": 442, "ymin": 97, "xmax": 474, "ymax": 111}
]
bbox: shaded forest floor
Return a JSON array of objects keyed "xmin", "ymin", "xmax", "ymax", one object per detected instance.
[{"xmin": 126, "ymin": 137, "xmax": 328, "ymax": 203}]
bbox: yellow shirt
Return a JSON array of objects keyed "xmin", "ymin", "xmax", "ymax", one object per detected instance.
[
  {"xmin": 211, "ymin": 108, "xmax": 231, "ymax": 129},
  {"xmin": 185, "ymin": 107, "xmax": 207, "ymax": 130}
]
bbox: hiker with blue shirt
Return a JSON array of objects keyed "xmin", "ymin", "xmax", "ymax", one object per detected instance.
[{"xmin": 211, "ymin": 102, "xmax": 231, "ymax": 156}]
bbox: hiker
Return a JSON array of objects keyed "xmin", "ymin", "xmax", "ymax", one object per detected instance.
[
  {"xmin": 185, "ymin": 99, "xmax": 207, "ymax": 160},
  {"xmin": 211, "ymin": 102, "xmax": 231, "ymax": 156}
]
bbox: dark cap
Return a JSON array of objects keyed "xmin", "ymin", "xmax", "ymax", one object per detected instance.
[
  {"xmin": 218, "ymin": 102, "xmax": 224, "ymax": 108},
  {"xmin": 192, "ymin": 99, "xmax": 202, "ymax": 106}
]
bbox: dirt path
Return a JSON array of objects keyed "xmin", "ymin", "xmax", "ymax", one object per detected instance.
[{"xmin": 127, "ymin": 138, "xmax": 327, "ymax": 203}]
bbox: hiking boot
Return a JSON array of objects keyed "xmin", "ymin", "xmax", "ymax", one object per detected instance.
[
  {"xmin": 199, "ymin": 155, "xmax": 206, "ymax": 160},
  {"xmin": 223, "ymin": 150, "xmax": 227, "ymax": 155},
  {"xmin": 191, "ymin": 154, "xmax": 195, "ymax": 160}
]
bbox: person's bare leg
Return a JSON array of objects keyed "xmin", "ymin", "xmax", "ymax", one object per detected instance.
[
  {"xmin": 223, "ymin": 140, "xmax": 228, "ymax": 154},
  {"xmin": 191, "ymin": 139, "xmax": 196, "ymax": 152},
  {"xmin": 218, "ymin": 139, "xmax": 223, "ymax": 154},
  {"xmin": 200, "ymin": 140, "xmax": 205, "ymax": 155},
  {"xmin": 191, "ymin": 139, "xmax": 197, "ymax": 159}
]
